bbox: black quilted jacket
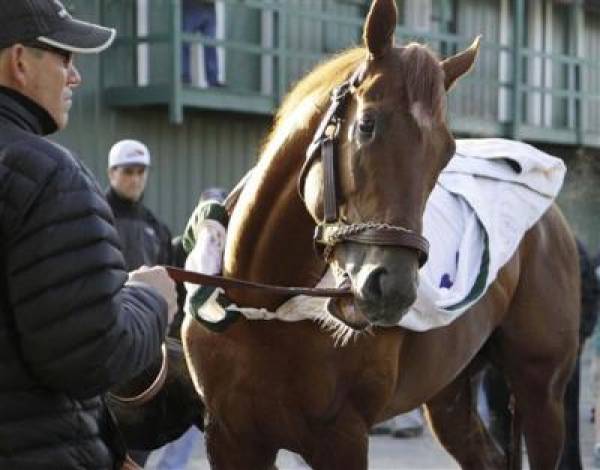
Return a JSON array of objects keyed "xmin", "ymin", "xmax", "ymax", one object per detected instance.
[{"xmin": 0, "ymin": 87, "xmax": 168, "ymax": 469}]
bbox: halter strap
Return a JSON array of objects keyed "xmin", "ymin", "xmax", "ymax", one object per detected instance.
[{"xmin": 299, "ymin": 64, "xmax": 365, "ymax": 210}]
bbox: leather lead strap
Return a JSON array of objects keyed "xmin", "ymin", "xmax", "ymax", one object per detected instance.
[{"xmin": 164, "ymin": 266, "xmax": 352, "ymax": 298}]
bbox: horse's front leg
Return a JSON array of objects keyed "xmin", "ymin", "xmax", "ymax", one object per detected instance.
[
  {"xmin": 302, "ymin": 405, "xmax": 369, "ymax": 470},
  {"xmin": 204, "ymin": 414, "xmax": 278, "ymax": 470}
]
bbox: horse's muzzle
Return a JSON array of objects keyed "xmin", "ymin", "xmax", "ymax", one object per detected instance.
[{"xmin": 355, "ymin": 264, "xmax": 417, "ymax": 325}]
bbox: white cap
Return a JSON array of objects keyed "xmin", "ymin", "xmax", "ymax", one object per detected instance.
[{"xmin": 108, "ymin": 139, "xmax": 151, "ymax": 169}]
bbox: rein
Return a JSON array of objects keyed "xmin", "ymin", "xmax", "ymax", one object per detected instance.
[
  {"xmin": 298, "ymin": 63, "xmax": 430, "ymax": 266},
  {"xmin": 165, "ymin": 266, "xmax": 352, "ymax": 298}
]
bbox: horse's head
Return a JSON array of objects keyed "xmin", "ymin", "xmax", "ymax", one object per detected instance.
[{"xmin": 299, "ymin": 0, "xmax": 480, "ymax": 329}]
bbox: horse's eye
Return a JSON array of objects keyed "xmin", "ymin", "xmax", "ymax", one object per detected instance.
[{"xmin": 358, "ymin": 118, "xmax": 375, "ymax": 135}]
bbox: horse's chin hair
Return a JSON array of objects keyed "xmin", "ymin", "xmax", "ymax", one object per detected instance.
[{"xmin": 312, "ymin": 309, "xmax": 363, "ymax": 347}]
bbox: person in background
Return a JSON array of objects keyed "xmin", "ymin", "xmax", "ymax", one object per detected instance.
[
  {"xmin": 592, "ymin": 251, "xmax": 600, "ymax": 468},
  {"xmin": 148, "ymin": 187, "xmax": 228, "ymax": 470},
  {"xmin": 181, "ymin": 0, "xmax": 224, "ymax": 87},
  {"xmin": 106, "ymin": 139, "xmax": 173, "ymax": 271},
  {"xmin": 168, "ymin": 234, "xmax": 188, "ymax": 338},
  {"xmin": 106, "ymin": 139, "xmax": 174, "ymax": 467},
  {"xmin": 0, "ymin": 1, "xmax": 178, "ymax": 469},
  {"xmin": 554, "ymin": 238, "xmax": 598, "ymax": 469}
]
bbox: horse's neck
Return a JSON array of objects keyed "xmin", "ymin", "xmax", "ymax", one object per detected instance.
[{"xmin": 223, "ymin": 139, "xmax": 326, "ymax": 310}]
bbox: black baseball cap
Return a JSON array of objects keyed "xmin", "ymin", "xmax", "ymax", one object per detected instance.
[{"xmin": 0, "ymin": 0, "xmax": 115, "ymax": 53}]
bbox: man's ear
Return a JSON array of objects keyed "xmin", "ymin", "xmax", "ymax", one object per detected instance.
[
  {"xmin": 4, "ymin": 45, "xmax": 29, "ymax": 89},
  {"xmin": 108, "ymin": 167, "xmax": 118, "ymax": 182}
]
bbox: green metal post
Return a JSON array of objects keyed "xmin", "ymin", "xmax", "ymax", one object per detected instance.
[
  {"xmin": 277, "ymin": 2, "xmax": 288, "ymax": 103},
  {"xmin": 511, "ymin": 0, "xmax": 524, "ymax": 139},
  {"xmin": 133, "ymin": 0, "xmax": 139, "ymax": 86},
  {"xmin": 571, "ymin": 1, "xmax": 585, "ymax": 145},
  {"xmin": 170, "ymin": 0, "xmax": 183, "ymax": 124}
]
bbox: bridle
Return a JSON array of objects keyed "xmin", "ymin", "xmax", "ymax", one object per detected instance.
[{"xmin": 298, "ymin": 64, "xmax": 430, "ymax": 265}]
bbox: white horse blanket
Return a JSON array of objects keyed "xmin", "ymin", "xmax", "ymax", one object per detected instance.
[{"xmin": 184, "ymin": 138, "xmax": 566, "ymax": 332}]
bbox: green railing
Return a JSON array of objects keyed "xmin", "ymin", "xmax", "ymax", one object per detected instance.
[{"xmin": 101, "ymin": 0, "xmax": 600, "ymax": 147}]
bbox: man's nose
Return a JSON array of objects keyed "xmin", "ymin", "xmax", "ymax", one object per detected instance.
[
  {"xmin": 68, "ymin": 64, "xmax": 82, "ymax": 87},
  {"xmin": 132, "ymin": 173, "xmax": 145, "ymax": 184}
]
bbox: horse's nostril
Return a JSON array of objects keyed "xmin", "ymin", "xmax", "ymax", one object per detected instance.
[
  {"xmin": 363, "ymin": 266, "xmax": 388, "ymax": 301},
  {"xmin": 358, "ymin": 264, "xmax": 418, "ymax": 315}
]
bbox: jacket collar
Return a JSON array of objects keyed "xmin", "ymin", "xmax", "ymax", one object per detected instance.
[
  {"xmin": 0, "ymin": 86, "xmax": 58, "ymax": 135},
  {"xmin": 106, "ymin": 186, "xmax": 144, "ymax": 215}
]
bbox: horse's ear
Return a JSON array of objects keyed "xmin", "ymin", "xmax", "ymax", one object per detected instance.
[
  {"xmin": 441, "ymin": 36, "xmax": 481, "ymax": 91},
  {"xmin": 363, "ymin": 0, "xmax": 397, "ymax": 58}
]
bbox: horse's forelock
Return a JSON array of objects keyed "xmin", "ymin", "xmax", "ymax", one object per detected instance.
[
  {"xmin": 399, "ymin": 44, "xmax": 445, "ymax": 124},
  {"xmin": 258, "ymin": 44, "xmax": 445, "ymax": 162}
]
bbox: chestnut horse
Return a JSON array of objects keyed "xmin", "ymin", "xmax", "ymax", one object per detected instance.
[{"xmin": 182, "ymin": 0, "xmax": 580, "ymax": 468}]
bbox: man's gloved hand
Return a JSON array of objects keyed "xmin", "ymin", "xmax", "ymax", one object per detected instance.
[{"xmin": 128, "ymin": 266, "xmax": 178, "ymax": 325}]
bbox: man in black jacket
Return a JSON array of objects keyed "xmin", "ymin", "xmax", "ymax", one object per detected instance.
[
  {"xmin": 106, "ymin": 139, "xmax": 173, "ymax": 271},
  {"xmin": 0, "ymin": 1, "xmax": 178, "ymax": 469}
]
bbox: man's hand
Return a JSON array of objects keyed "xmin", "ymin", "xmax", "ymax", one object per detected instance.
[{"xmin": 128, "ymin": 266, "xmax": 177, "ymax": 325}]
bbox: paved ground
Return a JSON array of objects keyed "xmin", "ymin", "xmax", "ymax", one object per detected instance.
[{"xmin": 146, "ymin": 342, "xmax": 599, "ymax": 469}]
